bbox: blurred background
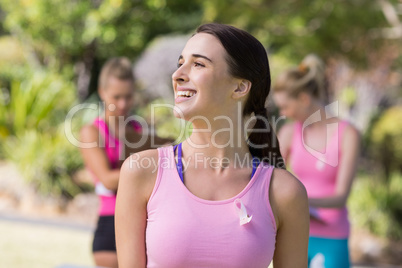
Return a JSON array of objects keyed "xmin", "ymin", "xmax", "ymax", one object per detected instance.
[{"xmin": 0, "ymin": 0, "xmax": 401, "ymax": 267}]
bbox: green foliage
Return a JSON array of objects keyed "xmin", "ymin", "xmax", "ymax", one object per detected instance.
[
  {"xmin": 0, "ymin": 70, "xmax": 75, "ymax": 139},
  {"xmin": 0, "ymin": 0, "xmax": 396, "ymax": 72},
  {"xmin": 369, "ymin": 106, "xmax": 402, "ymax": 180},
  {"xmin": 136, "ymin": 99, "xmax": 192, "ymax": 143},
  {"xmin": 2, "ymin": 127, "xmax": 84, "ymax": 198},
  {"xmin": 349, "ymin": 173, "xmax": 402, "ymax": 240},
  {"xmin": 269, "ymin": 53, "xmax": 296, "ymax": 82},
  {"xmin": 0, "ymin": 36, "xmax": 26, "ymax": 81},
  {"xmin": 0, "ymin": 0, "xmax": 204, "ymax": 98},
  {"xmin": 339, "ymin": 86, "xmax": 358, "ymax": 107},
  {"xmin": 200, "ymin": 0, "xmax": 394, "ymax": 67},
  {"xmin": 0, "ymin": 69, "xmax": 84, "ymax": 197},
  {"xmin": 0, "ymin": 0, "xmax": 202, "ymax": 68}
]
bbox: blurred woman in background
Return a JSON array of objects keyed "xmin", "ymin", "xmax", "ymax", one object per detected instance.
[
  {"xmin": 80, "ymin": 57, "xmax": 170, "ymax": 268},
  {"xmin": 273, "ymin": 54, "xmax": 360, "ymax": 268}
]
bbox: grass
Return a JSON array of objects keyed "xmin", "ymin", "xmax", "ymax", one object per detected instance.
[{"xmin": 0, "ymin": 220, "xmax": 93, "ymax": 268}]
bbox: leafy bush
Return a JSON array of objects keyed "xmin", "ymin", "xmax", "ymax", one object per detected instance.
[
  {"xmin": 0, "ymin": 69, "xmax": 85, "ymax": 198},
  {"xmin": 0, "ymin": 36, "xmax": 26, "ymax": 82},
  {"xmin": 0, "ymin": 70, "xmax": 75, "ymax": 140},
  {"xmin": 369, "ymin": 106, "xmax": 402, "ymax": 180},
  {"xmin": 3, "ymin": 126, "xmax": 84, "ymax": 198},
  {"xmin": 349, "ymin": 173, "xmax": 402, "ymax": 240}
]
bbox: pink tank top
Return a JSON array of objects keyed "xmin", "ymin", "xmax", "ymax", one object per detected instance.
[
  {"xmin": 146, "ymin": 146, "xmax": 277, "ymax": 268},
  {"xmin": 289, "ymin": 120, "xmax": 350, "ymax": 238},
  {"xmin": 92, "ymin": 117, "xmax": 141, "ymax": 216}
]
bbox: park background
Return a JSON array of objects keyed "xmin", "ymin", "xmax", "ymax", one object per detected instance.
[{"xmin": 0, "ymin": 0, "xmax": 401, "ymax": 267}]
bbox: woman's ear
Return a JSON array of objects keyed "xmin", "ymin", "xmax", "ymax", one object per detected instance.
[{"xmin": 232, "ymin": 79, "xmax": 252, "ymax": 99}]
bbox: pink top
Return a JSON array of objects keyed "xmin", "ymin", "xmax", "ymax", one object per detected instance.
[
  {"xmin": 146, "ymin": 146, "xmax": 277, "ymax": 268},
  {"xmin": 92, "ymin": 117, "xmax": 141, "ymax": 216},
  {"xmin": 289, "ymin": 120, "xmax": 350, "ymax": 238}
]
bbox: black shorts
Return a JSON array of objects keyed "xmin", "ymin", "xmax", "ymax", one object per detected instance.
[{"xmin": 92, "ymin": 215, "xmax": 116, "ymax": 252}]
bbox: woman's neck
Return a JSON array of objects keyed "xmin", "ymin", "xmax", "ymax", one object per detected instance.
[{"xmin": 184, "ymin": 117, "xmax": 251, "ymax": 163}]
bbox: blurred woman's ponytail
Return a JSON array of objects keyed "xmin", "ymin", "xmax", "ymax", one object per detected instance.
[{"xmin": 273, "ymin": 54, "xmax": 328, "ymax": 103}]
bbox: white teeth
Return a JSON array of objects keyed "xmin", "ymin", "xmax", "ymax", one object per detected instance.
[{"xmin": 177, "ymin": 91, "xmax": 196, "ymax": 97}]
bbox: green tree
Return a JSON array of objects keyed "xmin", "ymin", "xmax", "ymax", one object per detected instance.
[
  {"xmin": 200, "ymin": 0, "xmax": 399, "ymax": 66},
  {"xmin": 0, "ymin": 0, "xmax": 203, "ymax": 99},
  {"xmin": 1, "ymin": 0, "xmax": 399, "ymax": 99}
]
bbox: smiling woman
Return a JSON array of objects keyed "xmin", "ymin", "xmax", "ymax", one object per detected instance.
[{"xmin": 115, "ymin": 23, "xmax": 309, "ymax": 268}]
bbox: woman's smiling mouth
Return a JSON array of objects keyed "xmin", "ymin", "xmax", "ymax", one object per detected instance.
[{"xmin": 175, "ymin": 89, "xmax": 197, "ymax": 103}]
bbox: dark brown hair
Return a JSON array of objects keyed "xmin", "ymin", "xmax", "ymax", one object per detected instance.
[{"xmin": 196, "ymin": 23, "xmax": 284, "ymax": 169}]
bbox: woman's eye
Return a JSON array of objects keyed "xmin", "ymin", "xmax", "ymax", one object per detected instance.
[{"xmin": 176, "ymin": 61, "xmax": 204, "ymax": 68}]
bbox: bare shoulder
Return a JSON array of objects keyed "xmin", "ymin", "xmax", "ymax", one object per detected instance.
[
  {"xmin": 271, "ymin": 168, "xmax": 307, "ymax": 205},
  {"xmin": 80, "ymin": 124, "xmax": 99, "ymax": 142},
  {"xmin": 121, "ymin": 149, "xmax": 160, "ymax": 177},
  {"xmin": 343, "ymin": 122, "xmax": 360, "ymax": 141},
  {"xmin": 339, "ymin": 123, "xmax": 360, "ymax": 158},
  {"xmin": 119, "ymin": 149, "xmax": 160, "ymax": 202},
  {"xmin": 269, "ymin": 168, "xmax": 308, "ymax": 227}
]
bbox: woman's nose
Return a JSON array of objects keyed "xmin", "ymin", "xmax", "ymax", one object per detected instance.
[
  {"xmin": 117, "ymin": 99, "xmax": 128, "ymax": 110},
  {"xmin": 172, "ymin": 65, "xmax": 189, "ymax": 83}
]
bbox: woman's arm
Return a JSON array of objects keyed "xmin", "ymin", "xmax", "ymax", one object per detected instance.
[
  {"xmin": 115, "ymin": 150, "xmax": 158, "ymax": 268},
  {"xmin": 309, "ymin": 125, "xmax": 360, "ymax": 208},
  {"xmin": 270, "ymin": 168, "xmax": 309, "ymax": 268},
  {"xmin": 80, "ymin": 125, "xmax": 120, "ymax": 191}
]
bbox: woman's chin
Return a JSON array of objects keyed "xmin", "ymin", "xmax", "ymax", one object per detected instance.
[
  {"xmin": 173, "ymin": 109, "xmax": 188, "ymax": 120},
  {"xmin": 173, "ymin": 106, "xmax": 199, "ymax": 122}
]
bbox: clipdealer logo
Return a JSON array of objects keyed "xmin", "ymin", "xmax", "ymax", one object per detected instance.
[{"xmin": 302, "ymin": 101, "xmax": 339, "ymax": 168}]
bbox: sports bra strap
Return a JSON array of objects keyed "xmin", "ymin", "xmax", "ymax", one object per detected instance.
[{"xmin": 174, "ymin": 143, "xmax": 185, "ymax": 183}]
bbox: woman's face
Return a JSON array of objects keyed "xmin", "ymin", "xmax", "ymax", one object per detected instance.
[
  {"xmin": 273, "ymin": 91, "xmax": 305, "ymax": 121},
  {"xmin": 99, "ymin": 76, "xmax": 134, "ymax": 117},
  {"xmin": 172, "ymin": 33, "xmax": 238, "ymax": 120}
]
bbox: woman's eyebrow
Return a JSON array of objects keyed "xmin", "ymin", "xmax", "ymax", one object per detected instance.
[{"xmin": 178, "ymin": 54, "xmax": 213, "ymax": 63}]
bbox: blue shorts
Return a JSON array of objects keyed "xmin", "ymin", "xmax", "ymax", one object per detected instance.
[{"xmin": 308, "ymin": 236, "xmax": 350, "ymax": 268}]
